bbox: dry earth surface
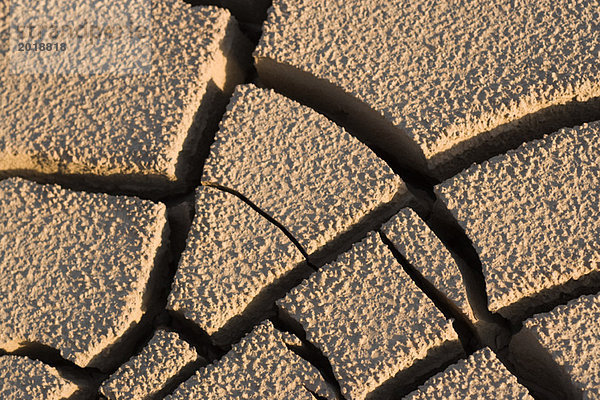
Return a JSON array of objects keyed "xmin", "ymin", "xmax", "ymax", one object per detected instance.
[{"xmin": 1, "ymin": 0, "xmax": 599, "ymax": 399}]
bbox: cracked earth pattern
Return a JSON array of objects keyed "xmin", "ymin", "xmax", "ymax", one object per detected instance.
[{"xmin": 1, "ymin": 0, "xmax": 600, "ymax": 399}]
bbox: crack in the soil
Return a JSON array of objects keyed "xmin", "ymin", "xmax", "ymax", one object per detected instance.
[
  {"xmin": 511, "ymin": 279, "xmax": 600, "ymax": 333},
  {"xmin": 4, "ymin": 0, "xmax": 600, "ymax": 397},
  {"xmin": 378, "ymin": 229, "xmax": 479, "ymax": 354},
  {"xmin": 307, "ymin": 387, "xmax": 331, "ymax": 400},
  {"xmin": 159, "ymin": 198, "xmax": 228, "ymax": 362},
  {"xmin": 255, "ymin": 57, "xmax": 600, "ymax": 183},
  {"xmin": 429, "ymin": 95, "xmax": 600, "ymax": 180},
  {"xmin": 270, "ymin": 313, "xmax": 346, "ymax": 400},
  {"xmin": 424, "ymin": 201, "xmax": 507, "ymax": 324},
  {"xmin": 200, "ymin": 180, "xmax": 317, "ymax": 269},
  {"xmin": 181, "ymin": 0, "xmax": 272, "ymax": 34},
  {"xmin": 1, "ymin": 345, "xmax": 105, "ymax": 399}
]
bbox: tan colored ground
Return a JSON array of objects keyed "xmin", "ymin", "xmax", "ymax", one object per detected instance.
[{"xmin": 0, "ymin": 0, "xmax": 599, "ymax": 398}]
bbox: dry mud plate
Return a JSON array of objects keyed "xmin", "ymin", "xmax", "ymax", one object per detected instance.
[{"xmin": 1, "ymin": 0, "xmax": 599, "ymax": 399}]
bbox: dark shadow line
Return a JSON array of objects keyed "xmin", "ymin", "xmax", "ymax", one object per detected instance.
[
  {"xmin": 200, "ymin": 180, "xmax": 317, "ymax": 269},
  {"xmin": 378, "ymin": 229, "xmax": 479, "ymax": 353},
  {"xmin": 270, "ymin": 313, "xmax": 346, "ymax": 400}
]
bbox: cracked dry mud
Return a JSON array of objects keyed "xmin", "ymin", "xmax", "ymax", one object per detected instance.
[{"xmin": 1, "ymin": 0, "xmax": 599, "ymax": 399}]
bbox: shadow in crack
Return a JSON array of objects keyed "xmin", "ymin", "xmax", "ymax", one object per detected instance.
[
  {"xmin": 378, "ymin": 229, "xmax": 480, "ymax": 354},
  {"xmin": 255, "ymin": 57, "xmax": 600, "ymax": 184},
  {"xmin": 270, "ymin": 311, "xmax": 345, "ymax": 400}
]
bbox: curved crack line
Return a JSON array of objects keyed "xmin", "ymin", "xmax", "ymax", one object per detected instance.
[{"xmin": 200, "ymin": 180, "xmax": 316, "ymax": 269}]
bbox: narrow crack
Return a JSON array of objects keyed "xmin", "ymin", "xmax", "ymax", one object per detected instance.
[
  {"xmin": 430, "ymin": 95, "xmax": 600, "ymax": 180},
  {"xmin": 379, "ymin": 211, "xmax": 552, "ymax": 399},
  {"xmin": 168, "ymin": 312, "xmax": 226, "ymax": 362},
  {"xmin": 510, "ymin": 278, "xmax": 600, "ymax": 334},
  {"xmin": 378, "ymin": 230, "xmax": 479, "ymax": 354},
  {"xmin": 0, "ymin": 175, "xmax": 195, "ymax": 203},
  {"xmin": 270, "ymin": 313, "xmax": 346, "ymax": 400},
  {"xmin": 424, "ymin": 202, "xmax": 500, "ymax": 320},
  {"xmin": 200, "ymin": 180, "xmax": 317, "ymax": 269},
  {"xmin": 420, "ymin": 198, "xmax": 512, "ymax": 340},
  {"xmin": 147, "ymin": 354, "xmax": 206, "ymax": 400}
]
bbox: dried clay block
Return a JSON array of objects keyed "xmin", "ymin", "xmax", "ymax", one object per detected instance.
[
  {"xmin": 279, "ymin": 231, "xmax": 463, "ymax": 400},
  {"xmin": 436, "ymin": 122, "xmax": 600, "ymax": 320},
  {"xmin": 0, "ymin": 0, "xmax": 247, "ymax": 194},
  {"xmin": 100, "ymin": 329, "xmax": 201, "ymax": 400},
  {"xmin": 511, "ymin": 293, "xmax": 600, "ymax": 399},
  {"xmin": 405, "ymin": 347, "xmax": 533, "ymax": 399},
  {"xmin": 0, "ymin": 356, "xmax": 79, "ymax": 400},
  {"xmin": 202, "ymin": 84, "xmax": 409, "ymax": 263},
  {"xmin": 256, "ymin": 0, "xmax": 600, "ymax": 178},
  {"xmin": 381, "ymin": 208, "xmax": 475, "ymax": 322},
  {"xmin": 167, "ymin": 185, "xmax": 310, "ymax": 346},
  {"xmin": 0, "ymin": 177, "xmax": 168, "ymax": 369},
  {"xmin": 166, "ymin": 321, "xmax": 335, "ymax": 400}
]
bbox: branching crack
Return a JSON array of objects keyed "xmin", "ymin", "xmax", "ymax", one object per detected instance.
[{"xmin": 270, "ymin": 314, "xmax": 346, "ymax": 400}]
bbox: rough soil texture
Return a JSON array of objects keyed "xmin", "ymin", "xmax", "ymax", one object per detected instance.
[
  {"xmin": 167, "ymin": 185, "xmax": 309, "ymax": 346},
  {"xmin": 405, "ymin": 347, "xmax": 533, "ymax": 399},
  {"xmin": 0, "ymin": 0, "xmax": 246, "ymax": 193},
  {"xmin": 0, "ymin": 355, "xmax": 79, "ymax": 400},
  {"xmin": 381, "ymin": 208, "xmax": 475, "ymax": 322},
  {"xmin": 511, "ymin": 293, "xmax": 600, "ymax": 398},
  {"xmin": 0, "ymin": 177, "xmax": 167, "ymax": 369},
  {"xmin": 100, "ymin": 330, "xmax": 200, "ymax": 400},
  {"xmin": 436, "ymin": 122, "xmax": 600, "ymax": 321},
  {"xmin": 203, "ymin": 84, "xmax": 409, "ymax": 261},
  {"xmin": 278, "ymin": 231, "xmax": 463, "ymax": 400},
  {"xmin": 2, "ymin": 0, "xmax": 600, "ymax": 398},
  {"xmin": 165, "ymin": 321, "xmax": 336, "ymax": 399},
  {"xmin": 256, "ymin": 0, "xmax": 600, "ymax": 177}
]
